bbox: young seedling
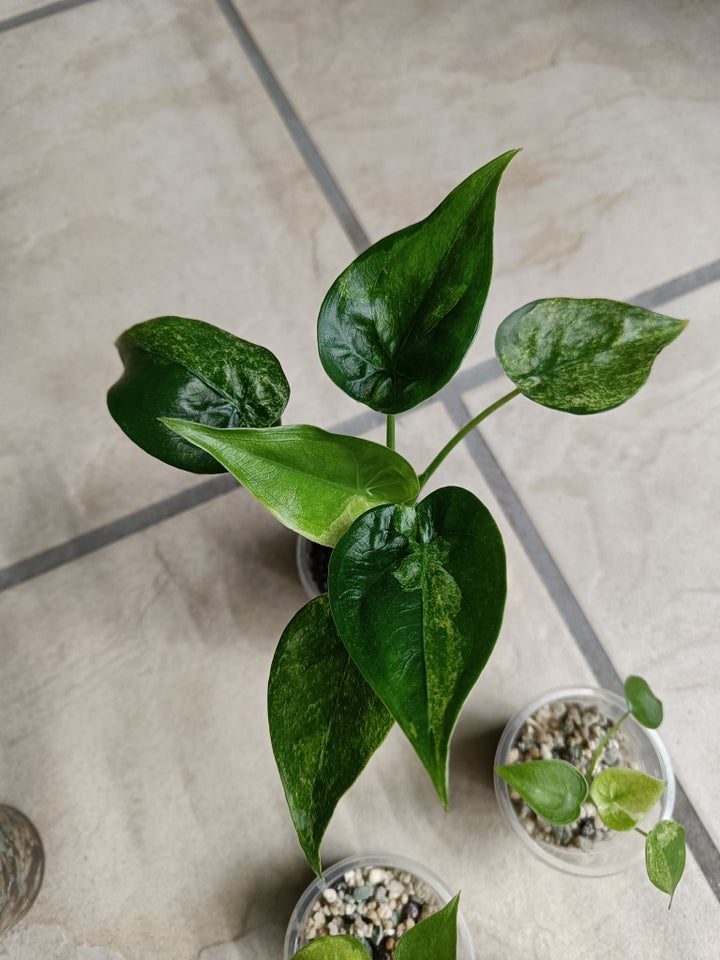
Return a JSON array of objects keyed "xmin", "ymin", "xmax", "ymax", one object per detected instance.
[
  {"xmin": 496, "ymin": 676, "xmax": 686, "ymax": 906},
  {"xmin": 293, "ymin": 893, "xmax": 461, "ymax": 960}
]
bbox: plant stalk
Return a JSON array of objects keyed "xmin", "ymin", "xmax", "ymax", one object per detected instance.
[
  {"xmin": 386, "ymin": 414, "xmax": 396, "ymax": 450},
  {"xmin": 418, "ymin": 387, "xmax": 520, "ymax": 489},
  {"xmin": 585, "ymin": 710, "xmax": 630, "ymax": 783}
]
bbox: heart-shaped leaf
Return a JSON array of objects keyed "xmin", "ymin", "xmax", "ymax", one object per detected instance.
[
  {"xmin": 318, "ymin": 151, "xmax": 519, "ymax": 414},
  {"xmin": 108, "ymin": 316, "xmax": 290, "ymax": 472},
  {"xmin": 395, "ymin": 893, "xmax": 459, "ymax": 960},
  {"xmin": 590, "ymin": 768, "xmax": 667, "ymax": 831},
  {"xmin": 268, "ymin": 595, "xmax": 394, "ymax": 876},
  {"xmin": 160, "ymin": 421, "xmax": 419, "ymax": 546},
  {"xmin": 624, "ymin": 675, "xmax": 663, "ymax": 729},
  {"xmin": 293, "ymin": 936, "xmax": 370, "ymax": 960},
  {"xmin": 495, "ymin": 298, "xmax": 687, "ymax": 414},
  {"xmin": 646, "ymin": 820, "xmax": 686, "ymax": 907},
  {"xmin": 328, "ymin": 486, "xmax": 506, "ymax": 806},
  {"xmin": 495, "ymin": 759, "xmax": 588, "ymax": 825}
]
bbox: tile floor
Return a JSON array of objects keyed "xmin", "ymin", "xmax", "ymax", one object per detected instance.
[{"xmin": 1, "ymin": 1, "xmax": 718, "ymax": 958}]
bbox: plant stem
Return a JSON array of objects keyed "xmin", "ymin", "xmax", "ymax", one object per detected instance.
[
  {"xmin": 585, "ymin": 710, "xmax": 631, "ymax": 783},
  {"xmin": 386, "ymin": 414, "xmax": 396, "ymax": 451},
  {"xmin": 418, "ymin": 387, "xmax": 520, "ymax": 490},
  {"xmin": 634, "ymin": 827, "xmax": 649, "ymax": 838}
]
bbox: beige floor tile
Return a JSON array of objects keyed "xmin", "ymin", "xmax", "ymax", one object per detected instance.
[
  {"xmin": 1, "ymin": 407, "xmax": 716, "ymax": 958},
  {"xmin": 463, "ymin": 281, "xmax": 720, "ymax": 850},
  {"xmin": 0, "ymin": 0, "xmax": 358, "ymax": 566},
  {"xmin": 241, "ymin": 0, "xmax": 720, "ymax": 365}
]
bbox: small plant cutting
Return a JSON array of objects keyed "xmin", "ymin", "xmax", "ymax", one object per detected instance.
[
  {"xmin": 293, "ymin": 893, "xmax": 461, "ymax": 960},
  {"xmin": 496, "ymin": 676, "xmax": 686, "ymax": 906},
  {"xmin": 107, "ymin": 150, "xmax": 688, "ymax": 876}
]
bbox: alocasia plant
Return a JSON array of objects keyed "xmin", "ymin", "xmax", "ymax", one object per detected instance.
[
  {"xmin": 107, "ymin": 151, "xmax": 688, "ymax": 875},
  {"xmin": 496, "ymin": 676, "xmax": 686, "ymax": 906}
]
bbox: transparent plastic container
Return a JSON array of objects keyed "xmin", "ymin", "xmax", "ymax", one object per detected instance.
[
  {"xmin": 284, "ymin": 852, "xmax": 475, "ymax": 959},
  {"xmin": 0, "ymin": 805, "xmax": 44, "ymax": 934},
  {"xmin": 493, "ymin": 687, "xmax": 675, "ymax": 877}
]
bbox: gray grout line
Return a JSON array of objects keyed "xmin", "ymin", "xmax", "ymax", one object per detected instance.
[
  {"xmin": 443, "ymin": 390, "xmax": 720, "ymax": 901},
  {"xmin": 213, "ymin": 0, "xmax": 370, "ymax": 255},
  {"xmin": 442, "ymin": 392, "xmax": 624, "ymax": 694},
  {"xmin": 629, "ymin": 258, "xmax": 720, "ymax": 309},
  {"xmin": 0, "ymin": 0, "xmax": 101, "ymax": 34},
  {"xmin": 0, "ymin": 476, "xmax": 237, "ymax": 592}
]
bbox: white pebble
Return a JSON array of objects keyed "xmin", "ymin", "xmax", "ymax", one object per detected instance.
[
  {"xmin": 322, "ymin": 888, "xmax": 338, "ymax": 904},
  {"xmin": 369, "ymin": 867, "xmax": 385, "ymax": 884}
]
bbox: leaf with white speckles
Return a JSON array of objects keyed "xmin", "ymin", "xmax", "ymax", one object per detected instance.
[
  {"xmin": 495, "ymin": 298, "xmax": 687, "ymax": 414},
  {"xmin": 329, "ymin": 487, "xmax": 506, "ymax": 806},
  {"xmin": 591, "ymin": 767, "xmax": 667, "ymax": 831},
  {"xmin": 268, "ymin": 595, "xmax": 393, "ymax": 876},
  {"xmin": 646, "ymin": 820, "xmax": 686, "ymax": 907},
  {"xmin": 108, "ymin": 316, "xmax": 289, "ymax": 472},
  {"xmin": 396, "ymin": 893, "xmax": 459, "ymax": 960}
]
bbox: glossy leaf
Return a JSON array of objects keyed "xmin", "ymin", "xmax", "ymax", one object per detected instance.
[
  {"xmin": 160, "ymin": 421, "xmax": 419, "ymax": 547},
  {"xmin": 646, "ymin": 820, "xmax": 686, "ymax": 907},
  {"xmin": 395, "ymin": 893, "xmax": 459, "ymax": 960},
  {"xmin": 293, "ymin": 936, "xmax": 369, "ymax": 960},
  {"xmin": 328, "ymin": 486, "xmax": 506, "ymax": 806},
  {"xmin": 590, "ymin": 768, "xmax": 667, "ymax": 831},
  {"xmin": 318, "ymin": 150, "xmax": 519, "ymax": 414},
  {"xmin": 624, "ymin": 675, "xmax": 663, "ymax": 729},
  {"xmin": 268, "ymin": 595, "xmax": 394, "ymax": 876},
  {"xmin": 495, "ymin": 759, "xmax": 588, "ymax": 825},
  {"xmin": 108, "ymin": 316, "xmax": 289, "ymax": 472},
  {"xmin": 495, "ymin": 298, "xmax": 687, "ymax": 414}
]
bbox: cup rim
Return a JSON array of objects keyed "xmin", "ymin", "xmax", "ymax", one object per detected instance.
[
  {"xmin": 283, "ymin": 851, "xmax": 475, "ymax": 960},
  {"xmin": 493, "ymin": 686, "xmax": 675, "ymax": 877}
]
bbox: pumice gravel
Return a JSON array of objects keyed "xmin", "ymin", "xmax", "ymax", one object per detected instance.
[{"xmin": 300, "ymin": 865, "xmax": 439, "ymax": 958}]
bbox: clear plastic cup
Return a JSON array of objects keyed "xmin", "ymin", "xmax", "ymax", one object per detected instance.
[
  {"xmin": 0, "ymin": 805, "xmax": 44, "ymax": 934},
  {"xmin": 284, "ymin": 852, "xmax": 475, "ymax": 959},
  {"xmin": 493, "ymin": 687, "xmax": 675, "ymax": 877}
]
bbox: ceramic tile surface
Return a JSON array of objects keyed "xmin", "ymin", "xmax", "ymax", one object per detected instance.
[
  {"xmin": 1, "ymin": 408, "xmax": 717, "ymax": 960},
  {"xmin": 2, "ymin": 1, "xmax": 719, "ymax": 958},
  {"xmin": 0, "ymin": 0, "xmax": 357, "ymax": 566},
  {"xmin": 240, "ymin": 0, "xmax": 720, "ymax": 363}
]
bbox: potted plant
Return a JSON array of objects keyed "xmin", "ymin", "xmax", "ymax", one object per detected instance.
[
  {"xmin": 494, "ymin": 676, "xmax": 685, "ymax": 906},
  {"xmin": 107, "ymin": 150, "xmax": 688, "ymax": 876},
  {"xmin": 284, "ymin": 853, "xmax": 473, "ymax": 960}
]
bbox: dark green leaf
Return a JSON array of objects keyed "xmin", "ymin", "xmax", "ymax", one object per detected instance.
[
  {"xmin": 328, "ymin": 486, "xmax": 506, "ymax": 806},
  {"xmin": 395, "ymin": 893, "xmax": 459, "ymax": 960},
  {"xmin": 495, "ymin": 760, "xmax": 588, "ymax": 825},
  {"xmin": 268, "ymin": 595, "xmax": 394, "ymax": 876},
  {"xmin": 293, "ymin": 936, "xmax": 369, "ymax": 960},
  {"xmin": 646, "ymin": 820, "xmax": 686, "ymax": 907},
  {"xmin": 159, "ymin": 421, "xmax": 419, "ymax": 547},
  {"xmin": 624, "ymin": 675, "xmax": 663, "ymax": 729},
  {"xmin": 495, "ymin": 298, "xmax": 687, "ymax": 414},
  {"xmin": 590, "ymin": 768, "xmax": 667, "ymax": 831},
  {"xmin": 108, "ymin": 316, "xmax": 289, "ymax": 472},
  {"xmin": 318, "ymin": 151, "xmax": 519, "ymax": 414}
]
